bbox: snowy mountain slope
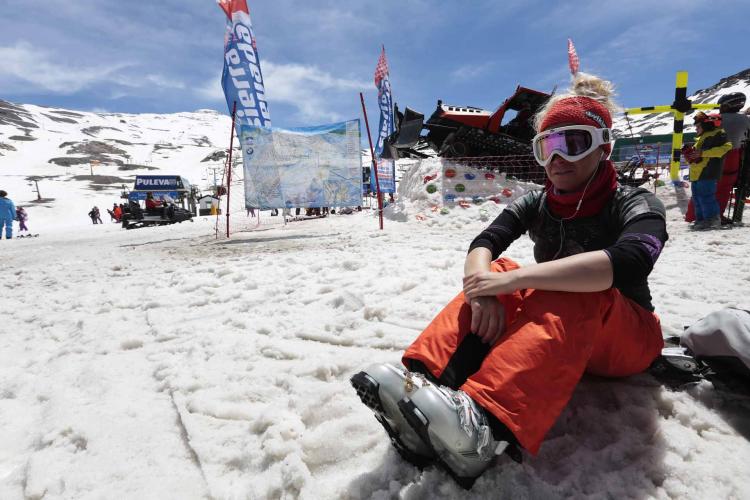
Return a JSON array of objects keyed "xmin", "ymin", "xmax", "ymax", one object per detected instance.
[
  {"xmin": 0, "ymin": 99, "xmax": 233, "ymax": 230},
  {"xmin": 612, "ymin": 67, "xmax": 750, "ymax": 138}
]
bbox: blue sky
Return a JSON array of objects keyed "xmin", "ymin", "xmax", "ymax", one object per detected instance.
[{"xmin": 1, "ymin": 0, "xmax": 747, "ymax": 129}]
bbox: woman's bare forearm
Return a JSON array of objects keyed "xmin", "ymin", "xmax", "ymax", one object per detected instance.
[{"xmin": 514, "ymin": 250, "xmax": 613, "ymax": 292}]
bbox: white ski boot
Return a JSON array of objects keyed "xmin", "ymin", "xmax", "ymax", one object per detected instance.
[
  {"xmin": 350, "ymin": 363, "xmax": 436, "ymax": 467},
  {"xmin": 398, "ymin": 383, "xmax": 508, "ymax": 488}
]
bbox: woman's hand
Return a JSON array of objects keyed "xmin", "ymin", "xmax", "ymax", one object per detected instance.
[
  {"xmin": 469, "ymin": 296, "xmax": 506, "ymax": 344},
  {"xmin": 463, "ymin": 270, "xmax": 521, "ymax": 301}
]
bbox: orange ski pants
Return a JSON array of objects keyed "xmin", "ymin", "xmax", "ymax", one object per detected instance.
[{"xmin": 402, "ymin": 258, "xmax": 663, "ymax": 454}]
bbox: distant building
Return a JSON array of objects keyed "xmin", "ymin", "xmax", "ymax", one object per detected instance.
[
  {"xmin": 613, "ymin": 132, "xmax": 697, "ymax": 166},
  {"xmin": 198, "ymin": 195, "xmax": 221, "ymax": 216}
]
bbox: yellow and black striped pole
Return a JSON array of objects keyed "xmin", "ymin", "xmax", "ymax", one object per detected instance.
[{"xmin": 624, "ymin": 71, "xmax": 719, "ymax": 181}]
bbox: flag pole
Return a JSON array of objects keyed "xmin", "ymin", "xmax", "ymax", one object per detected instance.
[
  {"xmin": 226, "ymin": 100, "xmax": 237, "ymax": 238},
  {"xmin": 360, "ymin": 92, "xmax": 383, "ymax": 230}
]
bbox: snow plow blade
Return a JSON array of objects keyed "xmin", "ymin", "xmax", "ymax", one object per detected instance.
[{"xmin": 382, "ymin": 107, "xmax": 428, "ymax": 159}]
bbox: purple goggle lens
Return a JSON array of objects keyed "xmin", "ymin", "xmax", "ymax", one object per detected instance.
[{"xmin": 534, "ymin": 129, "xmax": 593, "ymax": 162}]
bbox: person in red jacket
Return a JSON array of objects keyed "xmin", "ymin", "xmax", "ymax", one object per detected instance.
[
  {"xmin": 351, "ymin": 73, "xmax": 668, "ymax": 488},
  {"xmin": 112, "ymin": 203, "xmax": 122, "ymax": 221},
  {"xmin": 145, "ymin": 192, "xmax": 161, "ymax": 211},
  {"xmin": 716, "ymin": 93, "xmax": 750, "ymax": 222}
]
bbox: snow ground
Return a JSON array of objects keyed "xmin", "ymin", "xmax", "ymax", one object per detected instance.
[{"xmin": 1, "ymin": 170, "xmax": 750, "ymax": 499}]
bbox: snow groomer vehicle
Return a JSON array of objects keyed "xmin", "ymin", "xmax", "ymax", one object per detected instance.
[
  {"xmin": 382, "ymin": 86, "xmax": 551, "ymax": 160},
  {"xmin": 121, "ymin": 175, "xmax": 197, "ymax": 229}
]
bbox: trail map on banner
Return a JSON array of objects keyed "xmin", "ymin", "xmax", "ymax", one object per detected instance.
[{"xmin": 240, "ymin": 120, "xmax": 363, "ymax": 209}]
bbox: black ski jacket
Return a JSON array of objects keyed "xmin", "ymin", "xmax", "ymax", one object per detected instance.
[{"xmin": 469, "ymin": 185, "xmax": 668, "ymax": 312}]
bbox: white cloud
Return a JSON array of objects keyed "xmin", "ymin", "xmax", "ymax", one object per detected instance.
[
  {"xmin": 195, "ymin": 78, "xmax": 225, "ymax": 102},
  {"xmin": 261, "ymin": 61, "xmax": 369, "ymax": 122},
  {"xmin": 144, "ymin": 74, "xmax": 186, "ymax": 90},
  {"xmin": 191, "ymin": 61, "xmax": 369, "ymax": 122},
  {"xmin": 0, "ymin": 40, "xmax": 187, "ymax": 101},
  {"xmin": 450, "ymin": 62, "xmax": 496, "ymax": 82},
  {"xmin": 0, "ymin": 41, "xmax": 130, "ymax": 94}
]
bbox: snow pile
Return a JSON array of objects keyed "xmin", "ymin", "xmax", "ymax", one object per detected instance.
[{"xmin": 385, "ymin": 157, "xmax": 540, "ymax": 229}]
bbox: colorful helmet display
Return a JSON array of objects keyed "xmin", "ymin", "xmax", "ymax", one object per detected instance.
[{"xmin": 717, "ymin": 92, "xmax": 746, "ymax": 112}]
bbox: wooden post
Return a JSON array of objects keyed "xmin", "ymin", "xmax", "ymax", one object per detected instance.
[
  {"xmin": 226, "ymin": 101, "xmax": 237, "ymax": 238},
  {"xmin": 359, "ymin": 92, "xmax": 383, "ymax": 230}
]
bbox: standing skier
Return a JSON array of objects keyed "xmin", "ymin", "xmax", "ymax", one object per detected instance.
[
  {"xmin": 351, "ymin": 73, "xmax": 669, "ymax": 487},
  {"xmin": 16, "ymin": 206, "xmax": 29, "ymax": 234},
  {"xmin": 88, "ymin": 206, "xmax": 102, "ymax": 224},
  {"xmin": 0, "ymin": 190, "xmax": 16, "ymax": 240},
  {"xmin": 683, "ymin": 113, "xmax": 732, "ymax": 230}
]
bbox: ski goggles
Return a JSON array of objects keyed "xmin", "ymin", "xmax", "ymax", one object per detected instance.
[{"xmin": 532, "ymin": 125, "xmax": 612, "ymax": 167}]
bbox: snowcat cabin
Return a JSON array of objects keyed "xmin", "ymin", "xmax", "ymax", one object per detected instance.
[
  {"xmin": 422, "ymin": 103, "xmax": 492, "ymax": 157},
  {"xmin": 127, "ymin": 175, "xmax": 194, "ymax": 210},
  {"xmin": 120, "ymin": 175, "xmax": 197, "ymax": 229},
  {"xmin": 486, "ymin": 86, "xmax": 551, "ymax": 139}
]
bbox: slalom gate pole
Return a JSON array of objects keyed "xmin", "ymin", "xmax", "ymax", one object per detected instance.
[
  {"xmin": 359, "ymin": 92, "xmax": 383, "ymax": 230},
  {"xmin": 655, "ymin": 143, "xmax": 661, "ymax": 193},
  {"xmin": 624, "ymin": 71, "xmax": 720, "ymax": 181},
  {"xmin": 226, "ymin": 101, "xmax": 237, "ymax": 238}
]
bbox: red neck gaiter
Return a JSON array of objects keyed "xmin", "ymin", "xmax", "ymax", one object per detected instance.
[{"xmin": 544, "ymin": 160, "xmax": 618, "ymax": 219}]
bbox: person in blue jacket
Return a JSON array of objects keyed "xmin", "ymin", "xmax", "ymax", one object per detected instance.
[{"xmin": 0, "ymin": 190, "xmax": 16, "ymax": 240}]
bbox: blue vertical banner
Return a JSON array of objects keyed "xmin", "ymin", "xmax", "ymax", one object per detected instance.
[
  {"xmin": 371, "ymin": 47, "xmax": 396, "ymax": 193},
  {"xmin": 218, "ymin": 0, "xmax": 273, "ymax": 209},
  {"xmin": 218, "ymin": 0, "xmax": 271, "ymax": 129}
]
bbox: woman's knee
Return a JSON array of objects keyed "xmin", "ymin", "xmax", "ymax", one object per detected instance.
[
  {"xmin": 522, "ymin": 288, "xmax": 614, "ymax": 313},
  {"xmin": 490, "ymin": 258, "xmax": 520, "ymax": 273}
]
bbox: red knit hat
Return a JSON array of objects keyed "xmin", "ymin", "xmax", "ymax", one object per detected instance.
[{"xmin": 539, "ymin": 96, "xmax": 613, "ymax": 154}]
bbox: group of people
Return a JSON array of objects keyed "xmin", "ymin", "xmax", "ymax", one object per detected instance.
[
  {"xmin": 87, "ymin": 206, "xmax": 104, "ymax": 224},
  {"xmin": 107, "ymin": 203, "xmax": 127, "ymax": 222},
  {"xmin": 248, "ymin": 205, "xmax": 365, "ymax": 219},
  {"xmin": 0, "ymin": 190, "xmax": 30, "ymax": 239},
  {"xmin": 683, "ymin": 92, "xmax": 750, "ymax": 230},
  {"xmin": 87, "ymin": 193, "xmax": 175, "ymax": 225},
  {"xmin": 88, "ymin": 203, "xmax": 128, "ymax": 224}
]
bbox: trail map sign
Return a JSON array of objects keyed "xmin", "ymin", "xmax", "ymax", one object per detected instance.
[{"xmin": 240, "ymin": 120, "xmax": 363, "ymax": 209}]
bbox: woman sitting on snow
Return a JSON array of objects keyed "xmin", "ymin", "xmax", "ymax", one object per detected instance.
[{"xmin": 351, "ymin": 73, "xmax": 669, "ymax": 488}]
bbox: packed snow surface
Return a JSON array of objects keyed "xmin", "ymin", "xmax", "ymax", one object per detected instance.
[{"xmin": 1, "ymin": 165, "xmax": 749, "ymax": 499}]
